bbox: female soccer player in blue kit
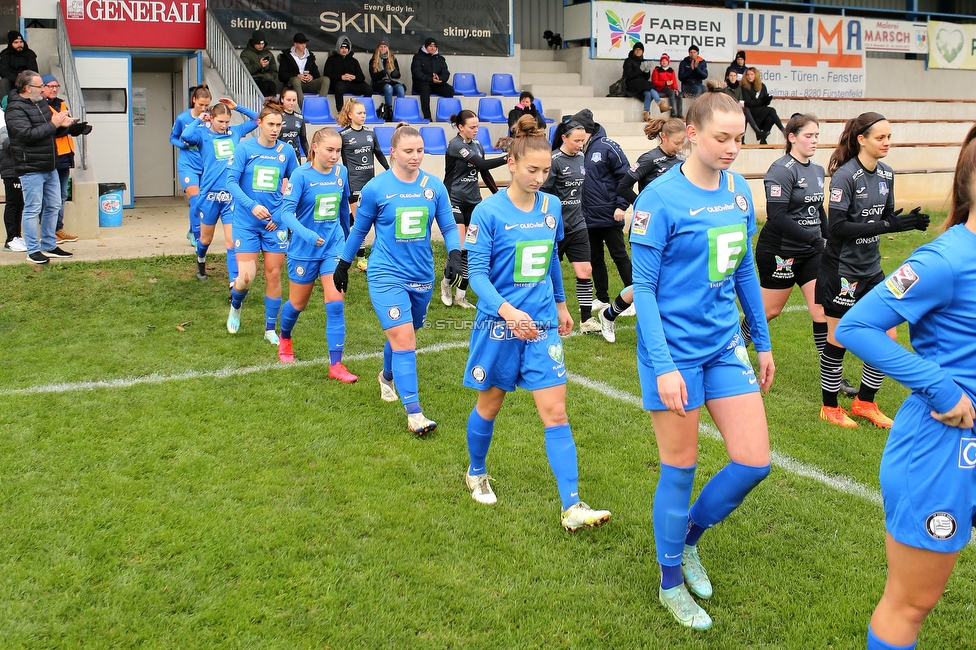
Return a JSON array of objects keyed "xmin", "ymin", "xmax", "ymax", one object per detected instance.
[
  {"xmin": 460, "ymin": 115, "xmax": 612, "ymax": 532},
  {"xmin": 630, "ymin": 90, "xmax": 774, "ymax": 630},
  {"xmin": 836, "ymin": 127, "xmax": 976, "ymax": 650},
  {"xmin": 180, "ymin": 98, "xmax": 258, "ymax": 283},
  {"xmin": 333, "ymin": 124, "xmax": 462, "ymax": 435},
  {"xmin": 225, "ymin": 98, "xmax": 299, "ymax": 342},
  {"xmin": 277, "ymin": 127, "xmax": 358, "ymax": 383},
  {"xmin": 171, "ymin": 85, "xmax": 212, "ymax": 246}
]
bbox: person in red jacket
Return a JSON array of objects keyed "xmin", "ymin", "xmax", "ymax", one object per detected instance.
[{"xmin": 651, "ymin": 54, "xmax": 680, "ymax": 118}]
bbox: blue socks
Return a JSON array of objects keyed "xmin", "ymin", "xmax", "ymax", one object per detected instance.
[
  {"xmin": 392, "ymin": 350, "xmax": 420, "ymax": 414},
  {"xmin": 195, "ymin": 240, "xmax": 209, "ymax": 260},
  {"xmin": 466, "ymin": 408, "xmax": 495, "ymax": 475},
  {"xmin": 382, "ymin": 340, "xmax": 394, "ymax": 382},
  {"xmin": 280, "ymin": 301, "xmax": 301, "ymax": 339},
  {"xmin": 686, "ymin": 461, "xmax": 770, "ymax": 545},
  {"xmin": 226, "ymin": 248, "xmax": 238, "ymax": 284},
  {"xmin": 544, "ymin": 424, "xmax": 579, "ymax": 511},
  {"xmin": 230, "ymin": 287, "xmax": 248, "ymax": 309},
  {"xmin": 264, "ymin": 296, "xmax": 282, "ymax": 331},
  {"xmin": 654, "ymin": 463, "xmax": 696, "ymax": 587},
  {"xmin": 867, "ymin": 626, "xmax": 916, "ymax": 650},
  {"xmin": 188, "ymin": 196, "xmax": 201, "ymax": 238},
  {"xmin": 325, "ymin": 301, "xmax": 345, "ymax": 365}
]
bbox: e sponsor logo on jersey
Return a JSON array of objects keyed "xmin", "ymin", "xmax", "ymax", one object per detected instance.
[
  {"xmin": 252, "ymin": 165, "xmax": 281, "ymax": 192},
  {"xmin": 769, "ymin": 185, "xmax": 782, "ymax": 198},
  {"xmin": 632, "ymin": 210, "xmax": 650, "ymax": 236},
  {"xmin": 925, "ymin": 512, "xmax": 957, "ymax": 540},
  {"xmin": 465, "ymin": 224, "xmax": 479, "ymax": 245},
  {"xmin": 314, "ymin": 193, "xmax": 341, "ymax": 221},
  {"xmin": 513, "ymin": 240, "xmax": 554, "ymax": 284},
  {"xmin": 707, "ymin": 224, "xmax": 747, "ymax": 282},
  {"xmin": 830, "ymin": 188, "xmax": 844, "ymax": 203},
  {"xmin": 214, "ymin": 138, "xmax": 235, "ymax": 160},
  {"xmin": 959, "ymin": 438, "xmax": 976, "ymax": 469},
  {"xmin": 395, "ymin": 206, "xmax": 429, "ymax": 240},
  {"xmin": 885, "ymin": 263, "xmax": 919, "ymax": 299},
  {"xmin": 471, "ymin": 365, "xmax": 486, "ymax": 383}
]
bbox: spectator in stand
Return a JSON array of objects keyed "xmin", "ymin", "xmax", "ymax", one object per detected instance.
[
  {"xmin": 277, "ymin": 32, "xmax": 324, "ymax": 110},
  {"xmin": 324, "ymin": 35, "xmax": 373, "ymax": 114},
  {"xmin": 623, "ymin": 43, "xmax": 669, "ymax": 122},
  {"xmin": 6, "ymin": 70, "xmax": 77, "ymax": 264},
  {"xmin": 507, "ymin": 91, "xmax": 545, "ymax": 133},
  {"xmin": 678, "ymin": 45, "xmax": 708, "ymax": 99},
  {"xmin": 719, "ymin": 72, "xmax": 762, "ymax": 144},
  {"xmin": 41, "ymin": 74, "xmax": 90, "ymax": 245},
  {"xmin": 741, "ymin": 67, "xmax": 785, "ymax": 144},
  {"xmin": 725, "ymin": 50, "xmax": 747, "ymax": 83},
  {"xmin": 651, "ymin": 53, "xmax": 680, "ymax": 118},
  {"xmin": 370, "ymin": 38, "xmax": 405, "ymax": 120},
  {"xmin": 411, "ymin": 37, "xmax": 454, "ymax": 122},
  {"xmin": 0, "ymin": 31, "xmax": 38, "ymax": 100},
  {"xmin": 0, "ymin": 107, "xmax": 26, "ymax": 252},
  {"xmin": 240, "ymin": 30, "xmax": 278, "ymax": 97}
]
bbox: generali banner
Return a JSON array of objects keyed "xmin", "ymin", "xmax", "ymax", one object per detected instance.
[{"xmin": 61, "ymin": 0, "xmax": 206, "ymax": 49}]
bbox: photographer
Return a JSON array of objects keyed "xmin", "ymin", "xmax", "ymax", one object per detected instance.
[{"xmin": 241, "ymin": 30, "xmax": 278, "ymax": 97}]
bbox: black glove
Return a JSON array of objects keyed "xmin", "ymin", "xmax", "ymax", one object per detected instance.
[
  {"xmin": 333, "ymin": 259, "xmax": 351, "ymax": 293},
  {"xmin": 884, "ymin": 208, "xmax": 917, "ymax": 233},
  {"xmin": 908, "ymin": 206, "xmax": 930, "ymax": 231},
  {"xmin": 444, "ymin": 249, "xmax": 463, "ymax": 290}
]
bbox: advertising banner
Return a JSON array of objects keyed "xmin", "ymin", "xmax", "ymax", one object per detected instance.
[
  {"xmin": 208, "ymin": 0, "xmax": 511, "ymax": 56},
  {"xmin": 862, "ymin": 18, "xmax": 928, "ymax": 53},
  {"xmin": 927, "ymin": 20, "xmax": 976, "ymax": 70},
  {"xmin": 736, "ymin": 10, "xmax": 865, "ymax": 98},
  {"xmin": 62, "ymin": 0, "xmax": 206, "ymax": 49},
  {"xmin": 592, "ymin": 1, "xmax": 735, "ymax": 62}
]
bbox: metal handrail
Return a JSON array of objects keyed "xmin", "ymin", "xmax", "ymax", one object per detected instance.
[
  {"xmin": 206, "ymin": 11, "xmax": 264, "ymax": 112},
  {"xmin": 55, "ymin": 1, "xmax": 87, "ymax": 170}
]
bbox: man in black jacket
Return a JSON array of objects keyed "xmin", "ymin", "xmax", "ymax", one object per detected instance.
[
  {"xmin": 278, "ymin": 32, "xmax": 325, "ymax": 109},
  {"xmin": 411, "ymin": 37, "xmax": 454, "ymax": 121},
  {"xmin": 323, "ymin": 35, "xmax": 372, "ymax": 112},
  {"xmin": 6, "ymin": 70, "xmax": 77, "ymax": 264},
  {"xmin": 0, "ymin": 31, "xmax": 38, "ymax": 99}
]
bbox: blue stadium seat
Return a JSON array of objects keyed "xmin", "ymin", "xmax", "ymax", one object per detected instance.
[
  {"xmin": 549, "ymin": 124, "xmax": 557, "ymax": 147},
  {"xmin": 392, "ymin": 97, "xmax": 429, "ymax": 124},
  {"xmin": 435, "ymin": 97, "xmax": 463, "ymax": 123},
  {"xmin": 373, "ymin": 126, "xmax": 395, "ymax": 155},
  {"xmin": 490, "ymin": 74, "xmax": 519, "ymax": 97},
  {"xmin": 478, "ymin": 97, "xmax": 508, "ymax": 124},
  {"xmin": 533, "ymin": 98, "xmax": 555, "ymax": 123},
  {"xmin": 475, "ymin": 125, "xmax": 503, "ymax": 154},
  {"xmin": 358, "ymin": 96, "xmax": 385, "ymax": 125},
  {"xmin": 303, "ymin": 96, "xmax": 336, "ymax": 124},
  {"xmin": 420, "ymin": 126, "xmax": 448, "ymax": 154},
  {"xmin": 453, "ymin": 73, "xmax": 486, "ymax": 97}
]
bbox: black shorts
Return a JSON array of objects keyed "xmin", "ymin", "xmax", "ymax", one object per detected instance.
[
  {"xmin": 755, "ymin": 243, "xmax": 821, "ymax": 290},
  {"xmin": 817, "ymin": 269, "xmax": 884, "ymax": 319},
  {"xmin": 349, "ymin": 191, "xmax": 361, "ymax": 205},
  {"xmin": 558, "ymin": 227, "xmax": 591, "ymax": 264},
  {"xmin": 453, "ymin": 203, "xmax": 476, "ymax": 226}
]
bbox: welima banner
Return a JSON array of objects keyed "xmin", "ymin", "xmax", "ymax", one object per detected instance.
[
  {"xmin": 736, "ymin": 10, "xmax": 866, "ymax": 97},
  {"xmin": 862, "ymin": 19, "xmax": 927, "ymax": 54},
  {"xmin": 927, "ymin": 21, "xmax": 976, "ymax": 70},
  {"xmin": 592, "ymin": 1, "xmax": 735, "ymax": 62},
  {"xmin": 209, "ymin": 0, "xmax": 510, "ymax": 56}
]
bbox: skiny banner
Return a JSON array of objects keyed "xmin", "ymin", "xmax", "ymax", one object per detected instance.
[
  {"xmin": 208, "ymin": 0, "xmax": 511, "ymax": 56},
  {"xmin": 735, "ymin": 10, "xmax": 866, "ymax": 98}
]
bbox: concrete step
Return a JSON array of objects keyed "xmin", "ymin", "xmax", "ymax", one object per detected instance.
[
  {"xmin": 521, "ymin": 49, "xmax": 557, "ymax": 61},
  {"xmin": 524, "ymin": 83, "xmax": 594, "ymax": 98},
  {"xmin": 775, "ymin": 99, "xmax": 976, "ymax": 121},
  {"xmin": 520, "ymin": 72, "xmax": 581, "ymax": 86},
  {"xmin": 520, "ymin": 60, "xmax": 568, "ymax": 74}
]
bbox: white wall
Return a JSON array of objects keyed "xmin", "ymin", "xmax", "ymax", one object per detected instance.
[
  {"xmin": 75, "ymin": 55, "xmax": 132, "ymax": 206},
  {"xmin": 21, "ymin": 0, "xmax": 58, "ymax": 19},
  {"xmin": 865, "ymin": 56, "xmax": 976, "ymax": 99}
]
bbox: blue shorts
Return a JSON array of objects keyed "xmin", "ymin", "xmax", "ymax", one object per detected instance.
[
  {"xmin": 288, "ymin": 256, "xmax": 340, "ymax": 284},
  {"xmin": 369, "ymin": 280, "xmax": 432, "ymax": 330},
  {"xmin": 880, "ymin": 393, "xmax": 976, "ymax": 553},
  {"xmin": 233, "ymin": 225, "xmax": 289, "ymax": 254},
  {"xmin": 198, "ymin": 191, "xmax": 234, "ymax": 227},
  {"xmin": 177, "ymin": 162, "xmax": 201, "ymax": 190},
  {"xmin": 638, "ymin": 333, "xmax": 759, "ymax": 411},
  {"xmin": 463, "ymin": 316, "xmax": 566, "ymax": 392}
]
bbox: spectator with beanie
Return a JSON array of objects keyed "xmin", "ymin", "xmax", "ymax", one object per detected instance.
[
  {"xmin": 411, "ymin": 37, "xmax": 454, "ymax": 121},
  {"xmin": 278, "ymin": 32, "xmax": 324, "ymax": 109},
  {"xmin": 651, "ymin": 53, "xmax": 680, "ymax": 117},
  {"xmin": 678, "ymin": 45, "xmax": 708, "ymax": 98},
  {"xmin": 241, "ymin": 30, "xmax": 278, "ymax": 97},
  {"xmin": 0, "ymin": 31, "xmax": 38, "ymax": 99},
  {"xmin": 324, "ymin": 35, "xmax": 372, "ymax": 113},
  {"xmin": 623, "ymin": 43, "xmax": 670, "ymax": 122},
  {"xmin": 6, "ymin": 70, "xmax": 77, "ymax": 264},
  {"xmin": 725, "ymin": 50, "xmax": 747, "ymax": 83},
  {"xmin": 41, "ymin": 74, "xmax": 91, "ymax": 244},
  {"xmin": 507, "ymin": 91, "xmax": 545, "ymax": 133}
]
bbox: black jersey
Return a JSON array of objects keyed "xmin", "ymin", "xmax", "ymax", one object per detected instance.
[
  {"xmin": 824, "ymin": 158, "xmax": 895, "ymax": 278},
  {"xmin": 758, "ymin": 154, "xmax": 826, "ymax": 256},
  {"xmin": 443, "ymin": 135, "xmax": 487, "ymax": 206},
  {"xmin": 626, "ymin": 146, "xmax": 680, "ymax": 192},
  {"xmin": 540, "ymin": 149, "xmax": 586, "ymax": 233},
  {"xmin": 280, "ymin": 110, "xmax": 307, "ymax": 160},
  {"xmin": 340, "ymin": 126, "xmax": 380, "ymax": 193}
]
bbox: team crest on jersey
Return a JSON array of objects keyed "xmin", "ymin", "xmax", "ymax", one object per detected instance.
[
  {"xmin": 366, "ymin": 135, "xmax": 373, "ymax": 142},
  {"xmin": 734, "ymin": 193, "xmax": 749, "ymax": 212},
  {"xmin": 878, "ymin": 181, "xmax": 889, "ymax": 196},
  {"xmin": 423, "ymin": 188, "xmax": 435, "ymax": 201},
  {"xmin": 885, "ymin": 263, "xmax": 918, "ymax": 299},
  {"xmin": 234, "ymin": 238, "xmax": 242, "ymax": 248},
  {"xmin": 465, "ymin": 224, "xmax": 479, "ymax": 244},
  {"xmin": 769, "ymin": 185, "xmax": 782, "ymax": 198},
  {"xmin": 296, "ymin": 266, "xmax": 306, "ymax": 276},
  {"xmin": 337, "ymin": 177, "xmax": 343, "ymax": 187},
  {"xmin": 925, "ymin": 512, "xmax": 957, "ymax": 540},
  {"xmin": 632, "ymin": 210, "xmax": 650, "ymax": 236},
  {"xmin": 471, "ymin": 365, "xmax": 486, "ymax": 383},
  {"xmin": 388, "ymin": 306, "xmax": 402, "ymax": 320},
  {"xmin": 277, "ymin": 230, "xmax": 288, "ymax": 243},
  {"xmin": 590, "ymin": 152, "xmax": 602, "ymax": 163},
  {"xmin": 839, "ymin": 277, "xmax": 857, "ymax": 297},
  {"xmin": 544, "ymin": 214, "xmax": 556, "ymax": 230},
  {"xmin": 548, "ymin": 343, "xmax": 564, "ymax": 365},
  {"xmin": 830, "ymin": 188, "xmax": 843, "ymax": 203},
  {"xmin": 278, "ymin": 154, "xmax": 286, "ymax": 162},
  {"xmin": 818, "ymin": 177, "xmax": 824, "ymax": 188},
  {"xmin": 184, "ymin": 176, "xmax": 190, "ymax": 184}
]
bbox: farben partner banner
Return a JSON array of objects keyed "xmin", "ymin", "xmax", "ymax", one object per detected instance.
[{"xmin": 209, "ymin": 0, "xmax": 511, "ymax": 56}]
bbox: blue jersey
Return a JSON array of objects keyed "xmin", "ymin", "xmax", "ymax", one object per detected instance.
[
  {"xmin": 630, "ymin": 165, "xmax": 768, "ymax": 373},
  {"xmin": 226, "ymin": 138, "xmax": 299, "ymax": 230},
  {"xmin": 280, "ymin": 162, "xmax": 350, "ymax": 260},
  {"xmin": 340, "ymin": 169, "xmax": 459, "ymax": 284},
  {"xmin": 171, "ymin": 108, "xmax": 205, "ymax": 171},
  {"xmin": 180, "ymin": 108, "xmax": 259, "ymax": 195},
  {"xmin": 466, "ymin": 190, "xmax": 565, "ymax": 328}
]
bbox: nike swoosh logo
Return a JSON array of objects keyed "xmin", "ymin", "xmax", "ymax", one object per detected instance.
[
  {"xmin": 404, "ymin": 394, "xmax": 416, "ymax": 400},
  {"xmin": 570, "ymin": 492, "xmax": 578, "ymax": 498},
  {"xmin": 557, "ymin": 370, "xmax": 566, "ymax": 378},
  {"xmin": 504, "ymin": 223, "xmax": 519, "ymax": 230},
  {"xmin": 748, "ymin": 377, "xmax": 757, "ymax": 384},
  {"xmin": 386, "ymin": 193, "xmax": 398, "ymax": 199},
  {"xmin": 689, "ymin": 207, "xmax": 705, "ymax": 216},
  {"xmin": 664, "ymin": 553, "xmax": 681, "ymax": 559}
]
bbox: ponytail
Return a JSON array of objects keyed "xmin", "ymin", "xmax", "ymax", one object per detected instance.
[{"xmin": 827, "ymin": 112, "xmax": 886, "ymax": 176}]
